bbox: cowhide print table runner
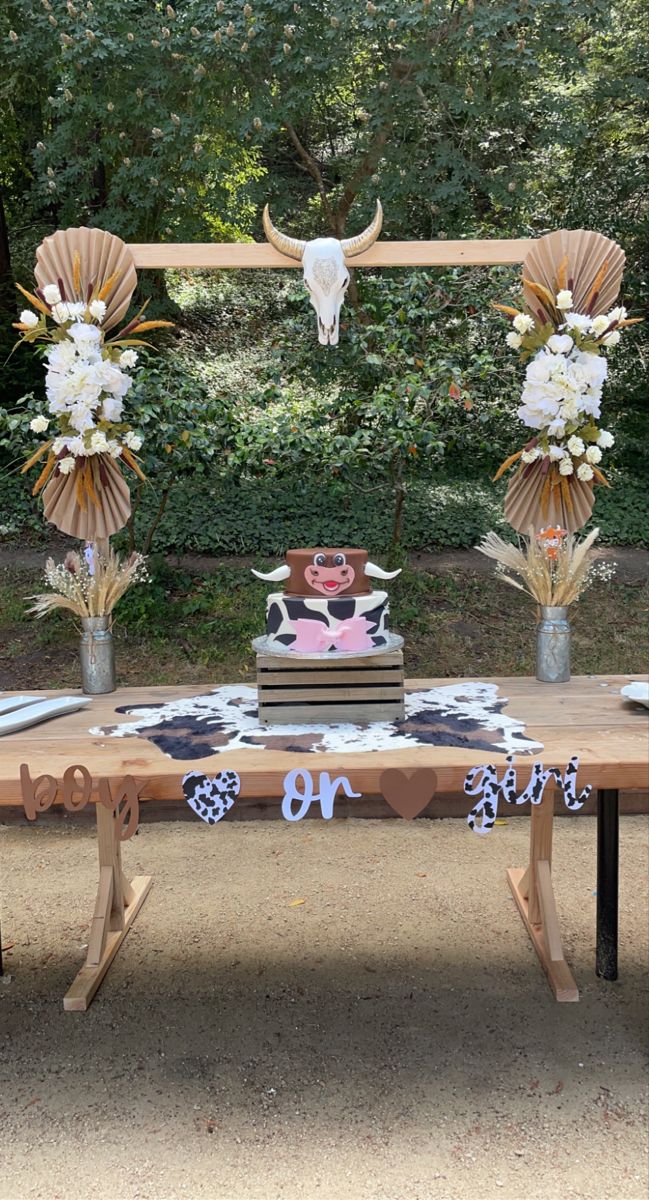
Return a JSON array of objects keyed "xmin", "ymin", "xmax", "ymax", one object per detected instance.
[{"xmin": 91, "ymin": 681, "xmax": 543, "ymax": 759}]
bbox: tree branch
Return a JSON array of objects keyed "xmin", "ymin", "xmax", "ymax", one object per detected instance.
[{"xmin": 283, "ymin": 121, "xmax": 337, "ymax": 230}]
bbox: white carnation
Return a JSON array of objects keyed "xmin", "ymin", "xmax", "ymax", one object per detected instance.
[
  {"xmin": 521, "ymin": 447, "xmax": 541, "ymax": 463},
  {"xmin": 89, "ymin": 299, "xmax": 107, "ymax": 322},
  {"xmin": 119, "ymin": 349, "xmax": 139, "ymax": 369},
  {"xmin": 20, "ymin": 310, "xmax": 39, "ymax": 328},
  {"xmin": 585, "ymin": 445, "xmax": 602, "ymax": 464},
  {"xmin": 547, "ymin": 418, "xmax": 566, "ymax": 438},
  {"xmin": 506, "ymin": 331, "xmax": 522, "ymax": 349},
  {"xmin": 30, "ymin": 415, "xmax": 49, "ymax": 433},
  {"xmin": 577, "ymin": 462, "xmax": 594, "ymax": 482},
  {"xmin": 559, "ymin": 458, "xmax": 574, "ymax": 476},
  {"xmin": 556, "ymin": 290, "xmax": 573, "ymax": 309},
  {"xmin": 567, "ymin": 436, "xmax": 585, "ymax": 457},
  {"xmin": 123, "ymin": 431, "xmax": 143, "ymax": 451},
  {"xmin": 590, "ymin": 315, "xmax": 609, "ymax": 336},
  {"xmin": 52, "ymin": 300, "xmax": 86, "ymax": 325},
  {"xmin": 43, "ymin": 284, "xmax": 62, "ymax": 305},
  {"xmin": 513, "ymin": 313, "xmax": 534, "ymax": 334},
  {"xmin": 58, "ymin": 455, "xmax": 76, "ymax": 475},
  {"xmin": 602, "ymin": 329, "xmax": 621, "ymax": 347},
  {"xmin": 547, "ymin": 333, "xmax": 574, "ymax": 355},
  {"xmin": 89, "ymin": 431, "xmax": 110, "ymax": 453},
  {"xmin": 564, "ymin": 312, "xmax": 590, "ymax": 333},
  {"xmin": 597, "ymin": 430, "xmax": 615, "ymax": 449},
  {"xmin": 548, "ymin": 445, "xmax": 565, "ymax": 461}
]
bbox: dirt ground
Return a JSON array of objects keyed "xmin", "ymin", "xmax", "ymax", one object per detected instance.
[{"xmin": 0, "ymin": 816, "xmax": 647, "ymax": 1200}]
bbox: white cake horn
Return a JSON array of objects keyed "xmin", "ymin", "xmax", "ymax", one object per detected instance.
[
  {"xmin": 251, "ymin": 565, "xmax": 291, "ymax": 582},
  {"xmin": 364, "ymin": 562, "xmax": 402, "ymax": 580}
]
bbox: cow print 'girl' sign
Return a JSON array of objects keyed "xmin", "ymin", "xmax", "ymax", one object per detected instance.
[{"xmin": 464, "ymin": 755, "xmax": 592, "ymax": 835}]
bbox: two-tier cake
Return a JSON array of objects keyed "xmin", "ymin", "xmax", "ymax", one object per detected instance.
[{"xmin": 252, "ymin": 547, "xmax": 401, "ymax": 655}]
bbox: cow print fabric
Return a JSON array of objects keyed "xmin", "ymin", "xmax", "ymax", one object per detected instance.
[{"xmin": 92, "ymin": 681, "xmax": 543, "ymax": 760}]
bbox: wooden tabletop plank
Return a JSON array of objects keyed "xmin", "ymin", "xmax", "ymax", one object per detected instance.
[
  {"xmin": 1, "ymin": 675, "xmax": 647, "ymax": 801},
  {"xmin": 127, "ymin": 239, "xmax": 535, "ymax": 271}
]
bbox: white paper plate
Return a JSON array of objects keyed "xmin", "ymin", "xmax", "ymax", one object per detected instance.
[
  {"xmin": 252, "ymin": 633, "xmax": 404, "ymax": 660},
  {"xmin": 0, "ymin": 695, "xmax": 92, "ymax": 736},
  {"xmin": 620, "ymin": 682, "xmax": 649, "ymax": 709}
]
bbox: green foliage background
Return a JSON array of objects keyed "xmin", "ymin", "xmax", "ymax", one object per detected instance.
[{"xmin": 0, "ymin": 0, "xmax": 647, "ymax": 551}]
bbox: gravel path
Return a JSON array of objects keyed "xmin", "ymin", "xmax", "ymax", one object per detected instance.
[{"xmin": 1, "ymin": 816, "xmax": 647, "ymax": 1199}]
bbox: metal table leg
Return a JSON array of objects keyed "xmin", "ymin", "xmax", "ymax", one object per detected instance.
[{"xmin": 596, "ymin": 788, "xmax": 619, "ymax": 981}]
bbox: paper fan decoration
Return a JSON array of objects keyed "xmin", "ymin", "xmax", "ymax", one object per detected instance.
[
  {"xmin": 504, "ymin": 461, "xmax": 595, "ymax": 535},
  {"xmin": 522, "ymin": 229, "xmax": 625, "ymax": 323},
  {"xmin": 42, "ymin": 456, "xmax": 132, "ymax": 541},
  {"xmin": 35, "ymin": 227, "xmax": 137, "ymax": 331}
]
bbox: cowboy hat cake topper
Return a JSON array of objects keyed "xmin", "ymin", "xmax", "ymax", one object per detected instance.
[
  {"xmin": 252, "ymin": 547, "xmax": 402, "ymax": 656},
  {"xmin": 263, "ymin": 201, "xmax": 383, "ymax": 346}
]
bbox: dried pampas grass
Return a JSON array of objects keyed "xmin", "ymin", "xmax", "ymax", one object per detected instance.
[
  {"xmin": 27, "ymin": 545, "xmax": 148, "ymax": 621},
  {"xmin": 476, "ymin": 526, "xmax": 601, "ymax": 607}
]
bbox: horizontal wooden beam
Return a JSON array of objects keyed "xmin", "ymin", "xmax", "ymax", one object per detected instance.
[{"xmin": 127, "ymin": 238, "xmax": 535, "ymax": 270}]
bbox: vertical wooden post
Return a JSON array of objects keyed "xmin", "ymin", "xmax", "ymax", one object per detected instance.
[{"xmin": 528, "ymin": 787, "xmax": 554, "ymax": 925}]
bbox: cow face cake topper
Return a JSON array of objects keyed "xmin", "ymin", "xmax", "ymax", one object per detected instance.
[
  {"xmin": 304, "ymin": 550, "xmax": 354, "ymax": 596},
  {"xmin": 252, "ymin": 548, "xmax": 401, "ymax": 598}
]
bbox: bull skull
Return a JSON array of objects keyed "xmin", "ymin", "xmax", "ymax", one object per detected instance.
[{"xmin": 263, "ymin": 200, "xmax": 383, "ymax": 346}]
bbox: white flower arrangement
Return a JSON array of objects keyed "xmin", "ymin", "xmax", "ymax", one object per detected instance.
[
  {"xmin": 494, "ymin": 278, "xmax": 642, "ymax": 510},
  {"xmin": 13, "ymin": 263, "xmax": 173, "ymax": 499}
]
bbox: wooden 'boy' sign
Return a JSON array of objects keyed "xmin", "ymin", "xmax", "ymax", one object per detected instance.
[{"xmin": 20, "ymin": 763, "xmax": 146, "ymax": 840}]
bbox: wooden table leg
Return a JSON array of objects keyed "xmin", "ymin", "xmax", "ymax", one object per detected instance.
[
  {"xmin": 507, "ymin": 788, "xmax": 579, "ymax": 1002},
  {"xmin": 596, "ymin": 788, "xmax": 619, "ymax": 982},
  {"xmin": 63, "ymin": 804, "xmax": 152, "ymax": 1012}
]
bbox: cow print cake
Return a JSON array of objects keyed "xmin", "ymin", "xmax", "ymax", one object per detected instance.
[{"xmin": 252, "ymin": 547, "xmax": 400, "ymax": 655}]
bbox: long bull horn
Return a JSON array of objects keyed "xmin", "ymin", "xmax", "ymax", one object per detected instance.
[
  {"xmin": 263, "ymin": 206, "xmax": 307, "ymax": 261},
  {"xmin": 365, "ymin": 560, "xmax": 402, "ymax": 580},
  {"xmin": 251, "ymin": 564, "xmax": 291, "ymax": 582},
  {"xmin": 340, "ymin": 200, "xmax": 383, "ymax": 258}
]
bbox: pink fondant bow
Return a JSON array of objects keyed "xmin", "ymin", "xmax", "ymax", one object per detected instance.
[{"xmin": 289, "ymin": 616, "xmax": 374, "ymax": 653}]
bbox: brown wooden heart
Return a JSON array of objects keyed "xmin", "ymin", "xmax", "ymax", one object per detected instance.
[{"xmin": 380, "ymin": 768, "xmax": 438, "ymax": 820}]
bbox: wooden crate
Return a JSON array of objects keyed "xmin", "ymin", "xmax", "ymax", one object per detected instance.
[{"xmin": 256, "ymin": 649, "xmax": 405, "ymax": 725}]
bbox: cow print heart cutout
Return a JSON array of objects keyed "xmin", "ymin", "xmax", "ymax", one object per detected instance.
[
  {"xmin": 182, "ymin": 769, "xmax": 241, "ymax": 825},
  {"xmin": 380, "ymin": 768, "xmax": 438, "ymax": 820}
]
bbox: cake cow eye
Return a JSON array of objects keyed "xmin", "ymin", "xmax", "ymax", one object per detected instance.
[
  {"xmin": 314, "ymin": 553, "xmax": 327, "ymax": 567},
  {"xmin": 333, "ymin": 553, "xmax": 346, "ymax": 567}
]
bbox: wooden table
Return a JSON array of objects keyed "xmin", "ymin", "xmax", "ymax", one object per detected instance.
[{"xmin": 0, "ymin": 675, "xmax": 646, "ymax": 1010}]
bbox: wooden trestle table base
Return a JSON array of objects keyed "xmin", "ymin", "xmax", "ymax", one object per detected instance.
[{"xmin": 0, "ymin": 675, "xmax": 646, "ymax": 1010}]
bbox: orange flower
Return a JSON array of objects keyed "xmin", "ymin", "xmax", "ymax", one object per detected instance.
[{"xmin": 536, "ymin": 526, "xmax": 567, "ymax": 560}]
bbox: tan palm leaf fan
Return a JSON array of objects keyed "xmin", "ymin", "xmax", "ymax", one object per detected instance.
[
  {"xmin": 505, "ymin": 228, "xmax": 625, "ymax": 535},
  {"xmin": 35, "ymin": 226, "xmax": 137, "ymax": 330},
  {"xmin": 33, "ymin": 228, "xmax": 138, "ymax": 540}
]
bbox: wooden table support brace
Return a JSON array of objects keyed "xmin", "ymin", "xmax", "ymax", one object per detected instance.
[
  {"xmin": 507, "ymin": 789, "xmax": 579, "ymax": 1002},
  {"xmin": 63, "ymin": 803, "xmax": 152, "ymax": 1012}
]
